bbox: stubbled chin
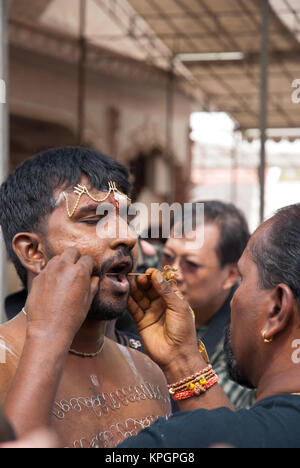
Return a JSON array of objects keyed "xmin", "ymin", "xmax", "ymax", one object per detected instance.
[{"xmin": 86, "ymin": 288, "xmax": 129, "ymax": 322}]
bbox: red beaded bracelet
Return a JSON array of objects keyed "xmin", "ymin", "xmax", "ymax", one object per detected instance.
[
  {"xmin": 168, "ymin": 366, "xmax": 218, "ymax": 401},
  {"xmin": 168, "ymin": 365, "xmax": 213, "ymax": 392},
  {"xmin": 172, "ymin": 374, "xmax": 219, "ymax": 401},
  {"xmin": 169, "ymin": 370, "xmax": 215, "ymax": 394}
]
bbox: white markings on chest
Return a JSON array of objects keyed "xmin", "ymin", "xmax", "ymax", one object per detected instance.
[
  {"xmin": 52, "ymin": 381, "xmax": 170, "ymax": 420},
  {"xmin": 67, "ymin": 414, "xmax": 163, "ymax": 448}
]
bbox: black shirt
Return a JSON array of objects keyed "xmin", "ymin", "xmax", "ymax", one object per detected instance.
[
  {"xmin": 118, "ymin": 394, "xmax": 300, "ymax": 448},
  {"xmin": 115, "ymin": 330, "xmax": 145, "ymax": 354}
]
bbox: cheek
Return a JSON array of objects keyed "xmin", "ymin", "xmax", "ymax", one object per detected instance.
[
  {"xmin": 46, "ymin": 209, "xmax": 109, "ymax": 257},
  {"xmin": 230, "ymin": 290, "xmax": 248, "ymax": 360},
  {"xmin": 230, "ymin": 288, "xmax": 241, "ymax": 327},
  {"xmin": 187, "ymin": 270, "xmax": 220, "ymax": 293},
  {"xmin": 46, "ymin": 228, "xmax": 108, "ymax": 260},
  {"xmin": 230, "ymin": 282, "xmax": 252, "ymax": 323},
  {"xmin": 132, "ymin": 244, "xmax": 139, "ymax": 270},
  {"xmin": 230, "ymin": 285, "xmax": 258, "ymax": 352},
  {"xmin": 185, "ymin": 272, "xmax": 216, "ymax": 304},
  {"xmin": 184, "ymin": 275, "xmax": 202, "ymax": 295}
]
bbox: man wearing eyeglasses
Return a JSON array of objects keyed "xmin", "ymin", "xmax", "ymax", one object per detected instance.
[{"xmin": 161, "ymin": 200, "xmax": 256, "ymax": 409}]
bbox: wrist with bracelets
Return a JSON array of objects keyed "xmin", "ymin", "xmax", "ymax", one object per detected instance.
[{"xmin": 168, "ymin": 365, "xmax": 219, "ymax": 401}]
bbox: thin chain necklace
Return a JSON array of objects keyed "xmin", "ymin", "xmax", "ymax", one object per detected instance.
[
  {"xmin": 22, "ymin": 308, "xmax": 105, "ymax": 358},
  {"xmin": 69, "ymin": 339, "xmax": 105, "ymax": 358}
]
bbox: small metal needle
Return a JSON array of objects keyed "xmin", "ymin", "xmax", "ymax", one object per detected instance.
[{"xmin": 105, "ymin": 273, "xmax": 151, "ymax": 276}]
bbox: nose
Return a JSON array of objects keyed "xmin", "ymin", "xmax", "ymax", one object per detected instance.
[
  {"xmin": 176, "ymin": 268, "xmax": 185, "ymax": 283},
  {"xmin": 110, "ymin": 217, "xmax": 138, "ymax": 252}
]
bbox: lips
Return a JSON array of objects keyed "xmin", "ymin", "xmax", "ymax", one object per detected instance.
[
  {"xmin": 105, "ymin": 258, "xmax": 133, "ymax": 279},
  {"xmin": 102, "ymin": 257, "xmax": 133, "ymax": 295}
]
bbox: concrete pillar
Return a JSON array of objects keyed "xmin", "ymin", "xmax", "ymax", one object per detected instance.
[{"xmin": 259, "ymin": 0, "xmax": 269, "ymax": 223}]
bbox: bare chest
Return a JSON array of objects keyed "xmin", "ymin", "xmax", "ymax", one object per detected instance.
[{"xmin": 52, "ymin": 371, "xmax": 171, "ymax": 448}]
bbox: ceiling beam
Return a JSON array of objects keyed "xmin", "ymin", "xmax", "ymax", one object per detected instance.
[{"xmin": 182, "ymin": 49, "xmax": 300, "ymax": 66}]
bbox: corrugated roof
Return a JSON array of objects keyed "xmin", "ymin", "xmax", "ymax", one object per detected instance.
[
  {"xmin": 9, "ymin": 0, "xmax": 300, "ymax": 133},
  {"xmin": 127, "ymin": 0, "xmax": 300, "ymax": 131}
]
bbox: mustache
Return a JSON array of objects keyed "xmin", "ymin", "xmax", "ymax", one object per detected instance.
[{"xmin": 94, "ymin": 246, "xmax": 134, "ymax": 280}]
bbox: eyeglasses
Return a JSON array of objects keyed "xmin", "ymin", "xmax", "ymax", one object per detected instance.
[{"xmin": 161, "ymin": 251, "xmax": 206, "ymax": 275}]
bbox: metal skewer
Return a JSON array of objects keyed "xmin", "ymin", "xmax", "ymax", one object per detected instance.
[
  {"xmin": 105, "ymin": 273, "xmax": 151, "ymax": 276},
  {"xmin": 128, "ymin": 273, "xmax": 152, "ymax": 276},
  {"xmin": 106, "ymin": 267, "xmax": 177, "ymax": 279}
]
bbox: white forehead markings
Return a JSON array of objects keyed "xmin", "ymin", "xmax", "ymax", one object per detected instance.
[{"xmin": 54, "ymin": 192, "xmax": 65, "ymax": 207}]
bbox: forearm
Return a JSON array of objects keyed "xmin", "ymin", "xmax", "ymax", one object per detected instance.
[
  {"xmin": 130, "ymin": 270, "xmax": 235, "ymax": 413},
  {"xmin": 4, "ymin": 331, "xmax": 69, "ymax": 438},
  {"xmin": 163, "ymin": 351, "xmax": 234, "ymax": 412}
]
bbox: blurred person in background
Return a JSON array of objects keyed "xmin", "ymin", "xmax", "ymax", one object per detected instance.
[{"xmin": 161, "ymin": 201, "xmax": 256, "ymax": 409}]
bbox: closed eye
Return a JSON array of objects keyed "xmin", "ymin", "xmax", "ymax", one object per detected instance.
[
  {"xmin": 82, "ymin": 220, "xmax": 98, "ymax": 225},
  {"xmin": 81, "ymin": 212, "xmax": 137, "ymax": 226},
  {"xmin": 80, "ymin": 216, "xmax": 106, "ymax": 225}
]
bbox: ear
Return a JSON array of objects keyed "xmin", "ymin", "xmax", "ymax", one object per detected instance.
[
  {"xmin": 222, "ymin": 264, "xmax": 239, "ymax": 291},
  {"xmin": 262, "ymin": 284, "xmax": 295, "ymax": 342},
  {"xmin": 12, "ymin": 232, "xmax": 48, "ymax": 276}
]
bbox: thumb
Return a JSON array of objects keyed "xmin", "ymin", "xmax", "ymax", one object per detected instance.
[
  {"xmin": 151, "ymin": 270, "xmax": 185, "ymax": 311},
  {"xmin": 90, "ymin": 276, "xmax": 100, "ymax": 298},
  {"xmin": 152, "ymin": 270, "xmax": 195, "ymax": 324}
]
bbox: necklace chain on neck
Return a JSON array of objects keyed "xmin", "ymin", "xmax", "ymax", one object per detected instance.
[
  {"xmin": 69, "ymin": 338, "xmax": 105, "ymax": 358},
  {"xmin": 22, "ymin": 308, "xmax": 105, "ymax": 358}
]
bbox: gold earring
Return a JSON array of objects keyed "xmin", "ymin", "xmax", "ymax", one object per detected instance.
[{"xmin": 262, "ymin": 331, "xmax": 273, "ymax": 344}]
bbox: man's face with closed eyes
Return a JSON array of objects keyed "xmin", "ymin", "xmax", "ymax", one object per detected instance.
[{"xmin": 42, "ymin": 176, "xmax": 138, "ymax": 321}]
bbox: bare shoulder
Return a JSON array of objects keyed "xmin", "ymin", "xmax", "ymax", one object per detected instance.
[
  {"xmin": 0, "ymin": 315, "xmax": 24, "ymax": 356},
  {"xmin": 116, "ymin": 343, "xmax": 168, "ymax": 386},
  {"xmin": 0, "ymin": 317, "xmax": 23, "ymax": 403}
]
